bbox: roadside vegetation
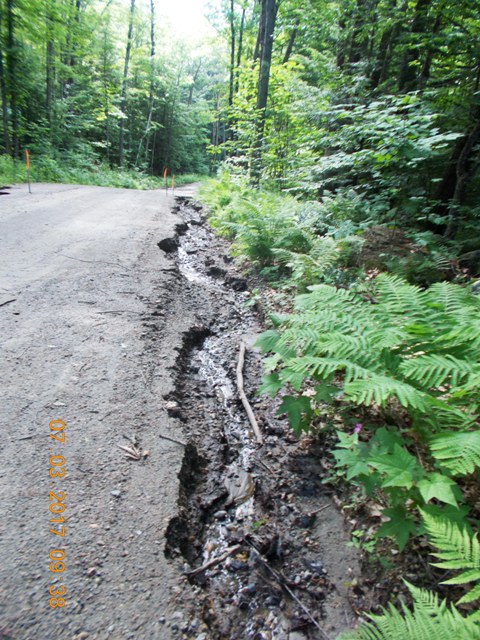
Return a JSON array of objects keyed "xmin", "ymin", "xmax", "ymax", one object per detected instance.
[{"xmin": 197, "ymin": 0, "xmax": 480, "ymax": 636}]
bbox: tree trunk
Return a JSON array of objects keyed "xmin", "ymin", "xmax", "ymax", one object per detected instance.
[
  {"xmin": 6, "ymin": 0, "xmax": 18, "ymax": 158},
  {"xmin": 136, "ymin": 0, "xmax": 156, "ymax": 167},
  {"xmin": 370, "ymin": 0, "xmax": 399, "ymax": 89},
  {"xmin": 398, "ymin": 0, "xmax": 432, "ymax": 92},
  {"xmin": 188, "ymin": 59, "xmax": 202, "ymax": 106},
  {"xmin": 418, "ymin": 12, "xmax": 441, "ymax": 89},
  {"xmin": 0, "ymin": 2, "xmax": 11, "ymax": 155},
  {"xmin": 46, "ymin": 1, "xmax": 56, "ymax": 126},
  {"xmin": 119, "ymin": 0, "xmax": 135, "ymax": 169},
  {"xmin": 444, "ymin": 110, "xmax": 480, "ymax": 238},
  {"xmin": 283, "ymin": 25, "xmax": 297, "ymax": 64},
  {"xmin": 234, "ymin": 7, "xmax": 246, "ymax": 93},
  {"xmin": 253, "ymin": 0, "xmax": 266, "ymax": 63},
  {"xmin": 251, "ymin": 0, "xmax": 277, "ymax": 183},
  {"xmin": 347, "ymin": 0, "xmax": 367, "ymax": 65},
  {"xmin": 228, "ymin": 0, "xmax": 236, "ymax": 109}
]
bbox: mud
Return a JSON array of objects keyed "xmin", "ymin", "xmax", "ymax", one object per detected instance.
[{"xmin": 162, "ymin": 197, "xmax": 363, "ymax": 640}]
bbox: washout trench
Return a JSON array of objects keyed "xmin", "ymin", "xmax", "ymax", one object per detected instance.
[{"xmin": 155, "ymin": 195, "xmax": 365, "ymax": 640}]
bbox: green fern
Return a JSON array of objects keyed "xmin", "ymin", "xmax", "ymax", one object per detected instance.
[
  {"xmin": 400, "ymin": 354, "xmax": 478, "ymax": 388},
  {"xmin": 421, "ymin": 510, "xmax": 480, "ymax": 605},
  {"xmin": 338, "ymin": 582, "xmax": 480, "ymax": 640},
  {"xmin": 429, "ymin": 431, "xmax": 480, "ymax": 475},
  {"xmin": 259, "ymin": 274, "xmax": 479, "ymax": 434}
]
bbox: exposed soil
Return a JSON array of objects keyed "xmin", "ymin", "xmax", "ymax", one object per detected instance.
[{"xmin": 160, "ymin": 197, "xmax": 365, "ymax": 640}]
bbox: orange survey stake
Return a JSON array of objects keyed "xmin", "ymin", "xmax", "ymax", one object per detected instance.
[{"xmin": 25, "ymin": 149, "xmax": 30, "ymax": 169}]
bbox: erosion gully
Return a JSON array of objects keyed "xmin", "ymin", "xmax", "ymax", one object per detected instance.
[{"xmin": 157, "ymin": 196, "xmax": 363, "ymax": 640}]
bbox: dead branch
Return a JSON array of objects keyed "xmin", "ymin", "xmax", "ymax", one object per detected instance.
[
  {"xmin": 246, "ymin": 540, "xmax": 332, "ymax": 640},
  {"xmin": 158, "ymin": 433, "xmax": 186, "ymax": 447},
  {"xmin": 186, "ymin": 544, "xmax": 242, "ymax": 577},
  {"xmin": 0, "ymin": 298, "xmax": 16, "ymax": 307},
  {"xmin": 236, "ymin": 341, "xmax": 263, "ymax": 445},
  {"xmin": 96, "ymin": 310, "xmax": 143, "ymax": 315}
]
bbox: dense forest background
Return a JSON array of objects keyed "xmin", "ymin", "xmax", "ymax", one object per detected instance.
[{"xmin": 1, "ymin": 0, "xmax": 479, "ymax": 248}]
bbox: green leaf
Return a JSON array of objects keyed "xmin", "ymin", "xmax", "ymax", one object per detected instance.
[
  {"xmin": 276, "ymin": 395, "xmax": 312, "ymax": 434},
  {"xmin": 333, "ymin": 448, "xmax": 370, "ymax": 480},
  {"xmin": 255, "ymin": 329, "xmax": 281, "ymax": 353},
  {"xmin": 314, "ymin": 381, "xmax": 339, "ymax": 402},
  {"xmin": 417, "ymin": 473, "xmax": 459, "ymax": 507},
  {"xmin": 369, "ymin": 445, "xmax": 421, "ymax": 489},
  {"xmin": 258, "ymin": 373, "xmax": 283, "ymax": 397},
  {"xmin": 377, "ymin": 506, "xmax": 418, "ymax": 550}
]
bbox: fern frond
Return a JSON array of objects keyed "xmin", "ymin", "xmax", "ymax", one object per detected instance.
[
  {"xmin": 338, "ymin": 581, "xmax": 480, "ymax": 640},
  {"xmin": 430, "ymin": 431, "xmax": 480, "ymax": 475},
  {"xmin": 345, "ymin": 374, "xmax": 427, "ymax": 410},
  {"xmin": 427, "ymin": 282, "xmax": 480, "ymax": 315},
  {"xmin": 421, "ymin": 510, "xmax": 480, "ymax": 604},
  {"xmin": 399, "ymin": 354, "xmax": 477, "ymax": 388},
  {"xmin": 286, "ymin": 356, "xmax": 371, "ymax": 383},
  {"xmin": 374, "ymin": 274, "xmax": 427, "ymax": 318}
]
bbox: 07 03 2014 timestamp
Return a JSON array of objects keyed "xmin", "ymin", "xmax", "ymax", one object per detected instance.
[{"xmin": 49, "ymin": 419, "xmax": 67, "ymax": 609}]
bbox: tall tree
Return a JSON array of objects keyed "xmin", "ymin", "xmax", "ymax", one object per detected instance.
[
  {"xmin": 0, "ymin": 1, "xmax": 11, "ymax": 155},
  {"xmin": 6, "ymin": 0, "xmax": 18, "ymax": 158},
  {"xmin": 251, "ymin": 0, "xmax": 277, "ymax": 182},
  {"xmin": 119, "ymin": 0, "xmax": 135, "ymax": 168}
]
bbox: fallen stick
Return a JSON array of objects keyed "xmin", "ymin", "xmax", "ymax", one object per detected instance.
[
  {"xmin": 236, "ymin": 341, "xmax": 263, "ymax": 445},
  {"xmin": 158, "ymin": 433, "xmax": 186, "ymax": 447},
  {"xmin": 0, "ymin": 298, "xmax": 16, "ymax": 307},
  {"xmin": 246, "ymin": 540, "xmax": 331, "ymax": 640},
  {"xmin": 309, "ymin": 504, "xmax": 332, "ymax": 516},
  {"xmin": 96, "ymin": 310, "xmax": 143, "ymax": 315},
  {"xmin": 187, "ymin": 544, "xmax": 242, "ymax": 577}
]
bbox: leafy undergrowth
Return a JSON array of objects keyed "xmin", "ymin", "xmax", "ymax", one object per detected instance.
[
  {"xmin": 0, "ymin": 153, "xmax": 204, "ymax": 190},
  {"xmin": 198, "ymin": 172, "xmax": 480, "ymax": 638}
]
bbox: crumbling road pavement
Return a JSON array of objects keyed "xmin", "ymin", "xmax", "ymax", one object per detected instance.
[{"xmin": 0, "ymin": 183, "xmax": 200, "ymax": 640}]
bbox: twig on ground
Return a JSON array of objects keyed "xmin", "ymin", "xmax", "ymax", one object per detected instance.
[
  {"xmin": 116, "ymin": 443, "xmax": 142, "ymax": 460},
  {"xmin": 186, "ymin": 544, "xmax": 242, "ymax": 577},
  {"xmin": 158, "ymin": 433, "xmax": 186, "ymax": 447},
  {"xmin": 253, "ymin": 457, "xmax": 275, "ymax": 475},
  {"xmin": 96, "ymin": 310, "xmax": 143, "ymax": 315},
  {"xmin": 236, "ymin": 341, "xmax": 263, "ymax": 445},
  {"xmin": 0, "ymin": 298, "xmax": 16, "ymax": 307},
  {"xmin": 309, "ymin": 504, "xmax": 332, "ymax": 516},
  {"xmin": 246, "ymin": 540, "xmax": 332, "ymax": 640}
]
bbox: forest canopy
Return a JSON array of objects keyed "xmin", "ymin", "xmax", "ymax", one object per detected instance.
[{"xmin": 1, "ymin": 0, "xmax": 479, "ymax": 248}]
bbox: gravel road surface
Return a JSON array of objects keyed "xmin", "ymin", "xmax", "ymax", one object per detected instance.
[{"xmin": 0, "ymin": 183, "xmax": 197, "ymax": 640}]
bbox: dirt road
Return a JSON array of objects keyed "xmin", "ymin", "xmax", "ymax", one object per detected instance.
[{"xmin": 0, "ymin": 183, "xmax": 198, "ymax": 639}]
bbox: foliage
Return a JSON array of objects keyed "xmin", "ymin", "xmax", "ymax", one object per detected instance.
[
  {"xmin": 421, "ymin": 510, "xmax": 480, "ymax": 609},
  {"xmin": 0, "ymin": 153, "xmax": 203, "ymax": 191},
  {"xmin": 0, "ymin": 0, "xmax": 218, "ymax": 178},
  {"xmin": 337, "ymin": 582, "xmax": 480, "ymax": 640},
  {"xmin": 199, "ymin": 170, "xmax": 365, "ymax": 289},
  {"xmin": 337, "ymin": 510, "xmax": 480, "ymax": 639},
  {"xmin": 257, "ymin": 275, "xmax": 480, "ymax": 549}
]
